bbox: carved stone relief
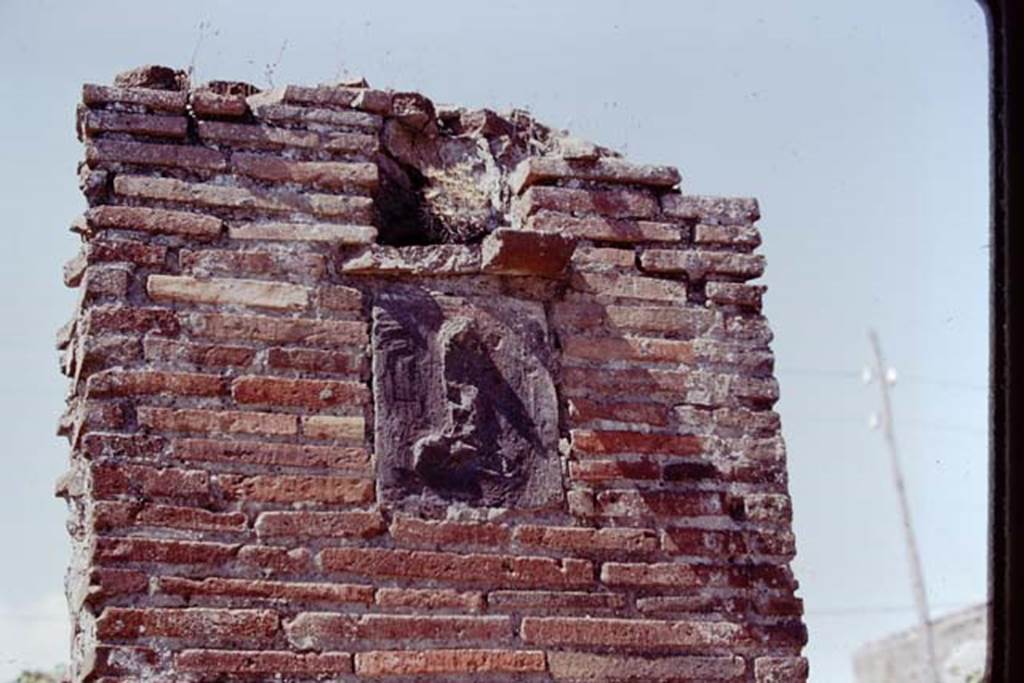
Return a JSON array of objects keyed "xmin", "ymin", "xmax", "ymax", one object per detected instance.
[{"xmin": 371, "ymin": 287, "xmax": 562, "ymax": 510}]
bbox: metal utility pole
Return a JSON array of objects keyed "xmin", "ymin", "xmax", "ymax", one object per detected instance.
[{"xmin": 868, "ymin": 329, "xmax": 941, "ymax": 683}]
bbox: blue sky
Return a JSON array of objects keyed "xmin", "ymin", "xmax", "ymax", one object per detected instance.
[{"xmin": 0, "ymin": 1, "xmax": 989, "ymax": 680}]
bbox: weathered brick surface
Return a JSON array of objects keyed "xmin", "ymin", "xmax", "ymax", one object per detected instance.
[
  {"xmin": 546, "ymin": 652, "xmax": 745, "ymax": 680},
  {"xmin": 520, "ymin": 616, "xmax": 746, "ymax": 649},
  {"xmin": 355, "ymin": 649, "xmax": 546, "ymax": 676},
  {"xmin": 319, "ymin": 547, "xmax": 593, "ymax": 587},
  {"xmin": 147, "ymin": 274, "xmax": 311, "ymax": 311},
  {"xmin": 286, "ymin": 613, "xmax": 512, "ymax": 649},
  {"xmin": 59, "ymin": 68, "xmax": 802, "ymax": 681},
  {"xmin": 177, "ymin": 650, "xmax": 354, "ymax": 675},
  {"xmin": 95, "ymin": 607, "xmax": 278, "ymax": 646}
]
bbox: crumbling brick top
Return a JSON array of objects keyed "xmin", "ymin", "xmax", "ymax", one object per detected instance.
[{"xmin": 56, "ymin": 64, "xmax": 806, "ymax": 682}]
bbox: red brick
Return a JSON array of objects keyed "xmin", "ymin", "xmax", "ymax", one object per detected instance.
[
  {"xmin": 80, "ymin": 266, "xmax": 130, "ymax": 301},
  {"xmin": 661, "ymin": 194, "xmax": 760, "ymax": 225},
  {"xmin": 275, "ymin": 84, "xmax": 392, "ymax": 113},
  {"xmin": 180, "ymin": 248, "xmax": 327, "ymax": 282},
  {"xmin": 661, "ymin": 528, "xmax": 747, "ymax": 557},
  {"xmin": 639, "ymin": 249, "xmax": 765, "ymax": 280},
  {"xmin": 750, "ymin": 621, "xmax": 808, "ymax": 648},
  {"xmin": 732, "ymin": 376, "xmax": 781, "ymax": 404},
  {"xmin": 520, "ymin": 616, "xmax": 746, "ymax": 650},
  {"xmin": 237, "ymin": 545, "xmax": 312, "ymax": 576},
  {"xmin": 230, "ymin": 221, "xmax": 377, "ymax": 244},
  {"xmin": 754, "ymin": 595, "xmax": 804, "ymax": 617},
  {"xmin": 569, "ymin": 459, "xmax": 662, "ymax": 483},
  {"xmin": 81, "ymin": 568, "xmax": 149, "ymax": 606},
  {"xmin": 190, "ymin": 90, "xmax": 250, "ymax": 118},
  {"xmin": 695, "ymin": 222, "xmax": 762, "ymax": 249},
  {"xmin": 663, "ymin": 461, "xmax": 720, "ymax": 482},
  {"xmin": 593, "ymin": 490, "xmax": 724, "ymax": 518},
  {"xmin": 318, "ymin": 285, "xmax": 364, "ymax": 312},
  {"xmin": 713, "ymin": 312, "xmax": 774, "ymax": 344},
  {"xmin": 561, "ymin": 336, "xmax": 694, "ymax": 364},
  {"xmin": 177, "ymin": 650, "xmax": 352, "ymax": 675},
  {"xmin": 511, "ymin": 157, "xmax": 680, "ymax": 193},
  {"xmin": 83, "ymin": 306, "xmax": 179, "ymax": 337},
  {"xmin": 743, "ymin": 493, "xmax": 793, "ymax": 523},
  {"xmin": 82, "ymin": 110, "xmax": 188, "ymax": 138},
  {"xmin": 100, "ymin": 502, "xmax": 248, "ymax": 533},
  {"xmin": 113, "ymin": 175, "xmax": 375, "ymax": 222},
  {"xmin": 547, "ymin": 652, "xmax": 745, "ymax": 680},
  {"xmin": 389, "ymin": 515, "xmax": 510, "ymax": 547},
  {"xmin": 95, "ymin": 537, "xmax": 238, "ymax": 566},
  {"xmin": 374, "ymin": 588, "xmax": 484, "ymax": 612},
  {"xmin": 600, "ymin": 561, "xmax": 702, "ymax": 588},
  {"xmin": 754, "ymin": 656, "xmax": 809, "ymax": 682},
  {"xmin": 300, "ymin": 415, "xmax": 365, "ymax": 441},
  {"xmin": 202, "ymin": 120, "xmax": 376, "ymax": 154},
  {"xmin": 326, "ymin": 130, "xmax": 381, "ymax": 155},
  {"xmin": 571, "ymin": 272, "xmax": 688, "ymax": 302},
  {"xmin": 568, "ymin": 398, "xmax": 670, "ymax": 426},
  {"xmin": 175, "ymin": 438, "xmax": 369, "ymax": 471},
  {"xmin": 139, "ymin": 406, "xmax": 296, "ymax": 436},
  {"xmin": 527, "ymin": 210, "xmax": 683, "ymax": 243},
  {"xmin": 95, "ymin": 607, "xmax": 278, "ymax": 646},
  {"xmin": 196, "ymin": 120, "xmax": 320, "ymax": 149},
  {"xmin": 147, "ymin": 274, "xmax": 310, "ymax": 311},
  {"xmin": 231, "ymin": 376, "xmax": 368, "ymax": 409},
  {"xmin": 86, "ymin": 369, "xmax": 224, "ymax": 398},
  {"xmin": 157, "ymin": 576, "xmax": 373, "ymax": 605},
  {"xmin": 571, "ymin": 245, "xmax": 637, "ymax": 271},
  {"xmin": 706, "ymin": 282, "xmax": 765, "ymax": 309},
  {"xmin": 64, "ymin": 401, "xmax": 130, "ymax": 441},
  {"xmin": 82, "ymin": 83, "xmax": 187, "ymax": 112},
  {"xmin": 232, "ymin": 153, "xmax": 378, "ymax": 192},
  {"xmin": 556, "ymin": 303, "xmax": 714, "ymax": 336},
  {"xmin": 184, "ymin": 312, "xmax": 367, "ymax": 348},
  {"xmin": 319, "ymin": 547, "xmax": 593, "ymax": 588},
  {"xmin": 72, "ymin": 335, "xmax": 142, "ymax": 377},
  {"xmin": 225, "ymin": 474, "xmax": 374, "ymax": 505},
  {"xmin": 513, "ymin": 525, "xmax": 658, "ymax": 554},
  {"xmin": 340, "ymin": 244, "xmax": 481, "ymax": 274},
  {"xmin": 636, "ymin": 595, "xmax": 750, "ymax": 616},
  {"xmin": 86, "ymin": 140, "xmax": 227, "ymax": 171},
  {"xmin": 267, "ymin": 347, "xmax": 365, "ymax": 375},
  {"xmin": 81, "ymin": 433, "xmax": 167, "ymax": 460},
  {"xmin": 148, "ymin": 504, "xmax": 235, "ymax": 535},
  {"xmin": 572, "ymin": 429, "xmax": 703, "ymax": 457},
  {"xmin": 249, "ymin": 99, "xmax": 383, "ymax": 130},
  {"xmin": 517, "ymin": 186, "xmax": 659, "ymax": 219},
  {"xmin": 487, "ymin": 590, "xmax": 627, "ymax": 612},
  {"xmin": 87, "ymin": 239, "xmax": 169, "ymax": 267},
  {"xmin": 286, "ymin": 613, "xmax": 511, "ymax": 649},
  {"xmin": 480, "ymin": 228, "xmax": 576, "ymax": 277},
  {"xmin": 255, "ymin": 510, "xmax": 385, "ymax": 539},
  {"xmin": 91, "ymin": 462, "xmax": 209, "ymax": 500},
  {"xmin": 142, "ymin": 338, "xmax": 255, "ymax": 368},
  {"xmin": 355, "ymin": 649, "xmax": 545, "ymax": 676},
  {"xmin": 747, "ymin": 528, "xmax": 797, "ymax": 557}
]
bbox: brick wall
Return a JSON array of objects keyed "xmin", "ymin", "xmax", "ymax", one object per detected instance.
[{"xmin": 56, "ymin": 64, "xmax": 808, "ymax": 682}]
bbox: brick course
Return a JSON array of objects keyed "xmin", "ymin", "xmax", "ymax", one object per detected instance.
[{"xmin": 57, "ymin": 64, "xmax": 805, "ymax": 681}]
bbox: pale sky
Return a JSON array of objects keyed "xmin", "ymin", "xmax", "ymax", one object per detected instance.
[{"xmin": 0, "ymin": 1, "xmax": 989, "ymax": 681}]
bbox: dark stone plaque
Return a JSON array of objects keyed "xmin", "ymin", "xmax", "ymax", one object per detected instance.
[{"xmin": 371, "ymin": 287, "xmax": 562, "ymax": 509}]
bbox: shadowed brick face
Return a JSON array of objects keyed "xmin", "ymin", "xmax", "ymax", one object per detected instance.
[{"xmin": 57, "ymin": 64, "xmax": 806, "ymax": 681}]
